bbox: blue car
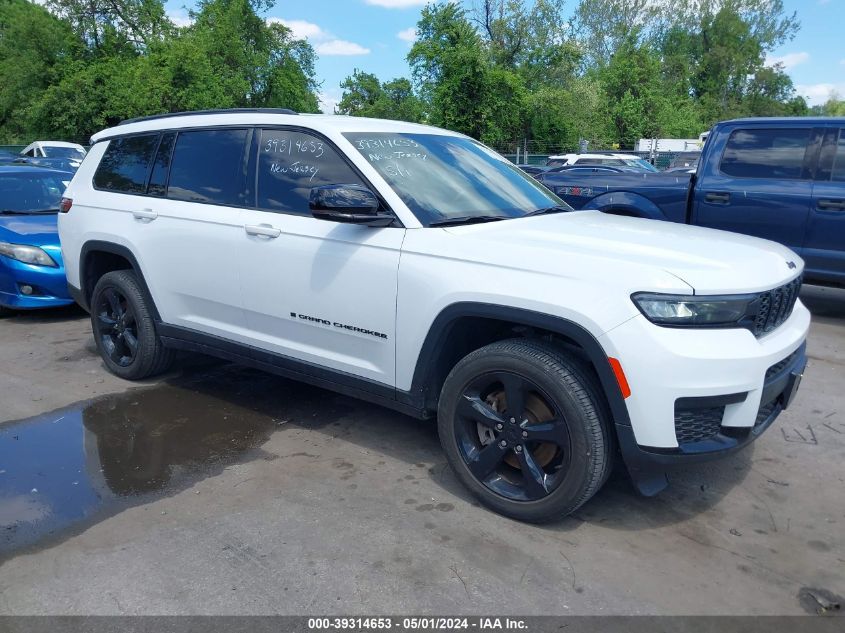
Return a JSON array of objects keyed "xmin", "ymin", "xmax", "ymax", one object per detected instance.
[{"xmin": 0, "ymin": 166, "xmax": 74, "ymax": 314}]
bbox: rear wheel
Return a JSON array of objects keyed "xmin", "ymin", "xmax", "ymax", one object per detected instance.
[
  {"xmin": 90, "ymin": 270, "xmax": 173, "ymax": 380},
  {"xmin": 438, "ymin": 339, "xmax": 612, "ymax": 522}
]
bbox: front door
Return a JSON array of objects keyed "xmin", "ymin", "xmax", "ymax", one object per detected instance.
[{"xmin": 238, "ymin": 128, "xmax": 404, "ymax": 387}]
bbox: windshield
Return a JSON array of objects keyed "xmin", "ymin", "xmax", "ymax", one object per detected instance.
[
  {"xmin": 623, "ymin": 158, "xmax": 658, "ymax": 172},
  {"xmin": 44, "ymin": 146, "xmax": 86, "ymax": 159},
  {"xmin": 0, "ymin": 173, "xmax": 69, "ymax": 213},
  {"xmin": 343, "ymin": 133, "xmax": 570, "ymax": 226}
]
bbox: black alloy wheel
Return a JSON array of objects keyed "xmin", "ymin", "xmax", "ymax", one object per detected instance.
[
  {"xmin": 95, "ymin": 287, "xmax": 139, "ymax": 367},
  {"xmin": 454, "ymin": 371, "xmax": 572, "ymax": 501}
]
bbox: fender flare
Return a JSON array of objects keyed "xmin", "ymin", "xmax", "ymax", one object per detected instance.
[
  {"xmin": 587, "ymin": 191, "xmax": 666, "ymax": 220},
  {"xmin": 79, "ymin": 240, "xmax": 161, "ymax": 321},
  {"xmin": 403, "ymin": 302, "xmax": 631, "ymax": 427}
]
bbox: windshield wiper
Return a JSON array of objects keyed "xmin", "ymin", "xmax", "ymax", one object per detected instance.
[
  {"xmin": 523, "ymin": 205, "xmax": 571, "ymax": 217},
  {"xmin": 428, "ymin": 215, "xmax": 508, "ymax": 228}
]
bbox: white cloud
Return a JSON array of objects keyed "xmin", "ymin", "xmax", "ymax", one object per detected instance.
[
  {"xmin": 269, "ymin": 17, "xmax": 370, "ymax": 56},
  {"xmin": 319, "ymin": 91, "xmax": 342, "ymax": 115},
  {"xmin": 364, "ymin": 0, "xmax": 427, "ymax": 7},
  {"xmin": 796, "ymin": 83, "xmax": 845, "ymax": 106},
  {"xmin": 765, "ymin": 51, "xmax": 810, "ymax": 70},
  {"xmin": 168, "ymin": 10, "xmax": 193, "ymax": 28},
  {"xmin": 269, "ymin": 18, "xmax": 324, "ymax": 40},
  {"xmin": 316, "ymin": 40, "xmax": 371, "ymax": 56},
  {"xmin": 397, "ymin": 27, "xmax": 416, "ymax": 43}
]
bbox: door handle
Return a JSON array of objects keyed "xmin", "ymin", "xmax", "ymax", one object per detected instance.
[
  {"xmin": 245, "ymin": 224, "xmax": 281, "ymax": 238},
  {"xmin": 704, "ymin": 192, "xmax": 730, "ymax": 204},
  {"xmin": 818, "ymin": 199, "xmax": 845, "ymax": 211},
  {"xmin": 132, "ymin": 208, "xmax": 157, "ymax": 221}
]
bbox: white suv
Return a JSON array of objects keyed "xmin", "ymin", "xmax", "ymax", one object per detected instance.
[{"xmin": 59, "ymin": 109, "xmax": 809, "ymax": 522}]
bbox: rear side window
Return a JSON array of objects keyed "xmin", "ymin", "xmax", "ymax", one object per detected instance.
[
  {"xmin": 720, "ymin": 128, "xmax": 811, "ymax": 179},
  {"xmin": 167, "ymin": 129, "xmax": 248, "ymax": 206},
  {"xmin": 832, "ymin": 130, "xmax": 845, "ymax": 182},
  {"xmin": 257, "ymin": 129, "xmax": 364, "ymax": 214},
  {"xmin": 93, "ymin": 134, "xmax": 159, "ymax": 193},
  {"xmin": 148, "ymin": 132, "xmax": 176, "ymax": 197}
]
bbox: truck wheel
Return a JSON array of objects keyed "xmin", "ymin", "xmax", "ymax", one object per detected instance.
[
  {"xmin": 90, "ymin": 270, "xmax": 173, "ymax": 380},
  {"xmin": 438, "ymin": 339, "xmax": 613, "ymax": 522}
]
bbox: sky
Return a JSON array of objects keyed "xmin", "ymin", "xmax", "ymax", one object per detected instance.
[{"xmin": 165, "ymin": 0, "xmax": 844, "ymax": 113}]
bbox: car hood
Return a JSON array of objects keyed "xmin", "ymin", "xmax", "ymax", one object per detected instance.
[
  {"xmin": 443, "ymin": 211, "xmax": 802, "ymax": 295},
  {"xmin": 0, "ymin": 214, "xmax": 60, "ymax": 246}
]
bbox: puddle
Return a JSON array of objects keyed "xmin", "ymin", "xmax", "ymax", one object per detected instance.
[{"xmin": 0, "ymin": 365, "xmax": 331, "ymax": 558}]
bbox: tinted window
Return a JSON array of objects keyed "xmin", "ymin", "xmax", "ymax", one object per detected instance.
[
  {"xmin": 257, "ymin": 129, "xmax": 364, "ymax": 214},
  {"xmin": 168, "ymin": 129, "xmax": 248, "ymax": 205},
  {"xmin": 148, "ymin": 132, "xmax": 176, "ymax": 197},
  {"xmin": 94, "ymin": 134, "xmax": 159, "ymax": 193},
  {"xmin": 832, "ymin": 130, "xmax": 845, "ymax": 183},
  {"xmin": 46, "ymin": 147, "xmax": 86, "ymax": 159},
  {"xmin": 720, "ymin": 128, "xmax": 810, "ymax": 179},
  {"xmin": 344, "ymin": 132, "xmax": 568, "ymax": 225}
]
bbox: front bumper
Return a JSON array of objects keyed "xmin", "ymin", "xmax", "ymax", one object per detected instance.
[
  {"xmin": 0, "ymin": 254, "xmax": 73, "ymax": 310},
  {"xmin": 600, "ymin": 301, "xmax": 810, "ymax": 495}
]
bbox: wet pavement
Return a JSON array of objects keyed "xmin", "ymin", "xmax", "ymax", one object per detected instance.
[
  {"xmin": 0, "ymin": 366, "xmax": 294, "ymax": 557},
  {"xmin": 0, "ymin": 286, "xmax": 843, "ymax": 615}
]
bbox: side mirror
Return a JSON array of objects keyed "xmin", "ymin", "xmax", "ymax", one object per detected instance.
[{"xmin": 309, "ymin": 184, "xmax": 393, "ymax": 227}]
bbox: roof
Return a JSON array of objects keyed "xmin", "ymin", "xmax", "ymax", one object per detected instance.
[
  {"xmin": 30, "ymin": 141, "xmax": 86, "ymax": 149},
  {"xmin": 722, "ymin": 117, "xmax": 845, "ymax": 125},
  {"xmin": 548, "ymin": 153, "xmax": 641, "ymax": 160},
  {"xmin": 91, "ymin": 110, "xmax": 457, "ymax": 143}
]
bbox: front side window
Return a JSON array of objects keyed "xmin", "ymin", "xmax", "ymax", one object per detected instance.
[
  {"xmin": 257, "ymin": 129, "xmax": 365, "ymax": 214},
  {"xmin": 343, "ymin": 133, "xmax": 568, "ymax": 226},
  {"xmin": 167, "ymin": 129, "xmax": 248, "ymax": 206},
  {"xmin": 720, "ymin": 128, "xmax": 811, "ymax": 180},
  {"xmin": 93, "ymin": 134, "xmax": 159, "ymax": 193}
]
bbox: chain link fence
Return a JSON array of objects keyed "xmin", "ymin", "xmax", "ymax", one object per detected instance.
[{"xmin": 491, "ymin": 140, "xmax": 698, "ymax": 170}]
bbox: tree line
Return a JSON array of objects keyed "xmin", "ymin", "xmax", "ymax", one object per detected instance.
[
  {"xmin": 0, "ymin": 0, "xmax": 320, "ymax": 143},
  {"xmin": 338, "ymin": 0, "xmax": 844, "ymax": 151},
  {"xmin": 1, "ymin": 0, "xmax": 843, "ymax": 148}
]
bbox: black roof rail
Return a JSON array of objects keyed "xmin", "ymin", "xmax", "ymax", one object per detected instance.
[{"xmin": 118, "ymin": 108, "xmax": 299, "ymax": 126}]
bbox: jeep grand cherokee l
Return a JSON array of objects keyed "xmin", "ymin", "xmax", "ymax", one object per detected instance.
[{"xmin": 58, "ymin": 109, "xmax": 809, "ymax": 522}]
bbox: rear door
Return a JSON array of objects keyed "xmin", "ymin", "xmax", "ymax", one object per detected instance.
[
  {"xmin": 92, "ymin": 129, "xmax": 250, "ymax": 339},
  {"xmin": 806, "ymin": 127, "xmax": 845, "ymax": 284},
  {"xmin": 691, "ymin": 126, "xmax": 813, "ymax": 254}
]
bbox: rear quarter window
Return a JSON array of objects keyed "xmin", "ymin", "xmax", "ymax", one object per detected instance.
[
  {"xmin": 720, "ymin": 128, "xmax": 811, "ymax": 180},
  {"xmin": 93, "ymin": 134, "xmax": 159, "ymax": 193}
]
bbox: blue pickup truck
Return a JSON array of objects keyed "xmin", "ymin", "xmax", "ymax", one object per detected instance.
[{"xmin": 537, "ymin": 118, "xmax": 845, "ymax": 286}]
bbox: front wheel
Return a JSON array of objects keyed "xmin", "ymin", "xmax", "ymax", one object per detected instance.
[
  {"xmin": 90, "ymin": 270, "xmax": 173, "ymax": 380},
  {"xmin": 438, "ymin": 339, "xmax": 613, "ymax": 522}
]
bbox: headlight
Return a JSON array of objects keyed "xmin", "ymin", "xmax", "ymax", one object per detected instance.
[
  {"xmin": 0, "ymin": 242, "xmax": 57, "ymax": 267},
  {"xmin": 632, "ymin": 292, "xmax": 757, "ymax": 327}
]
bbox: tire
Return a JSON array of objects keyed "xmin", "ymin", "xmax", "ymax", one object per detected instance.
[
  {"xmin": 0, "ymin": 305, "xmax": 14, "ymax": 318},
  {"xmin": 437, "ymin": 338, "xmax": 613, "ymax": 523},
  {"xmin": 90, "ymin": 270, "xmax": 173, "ymax": 380}
]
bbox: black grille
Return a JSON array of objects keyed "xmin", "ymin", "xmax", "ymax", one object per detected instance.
[
  {"xmin": 753, "ymin": 276, "xmax": 802, "ymax": 337},
  {"xmin": 674, "ymin": 406, "xmax": 725, "ymax": 444},
  {"xmin": 765, "ymin": 350, "xmax": 799, "ymax": 380},
  {"xmin": 755, "ymin": 399, "xmax": 778, "ymax": 427}
]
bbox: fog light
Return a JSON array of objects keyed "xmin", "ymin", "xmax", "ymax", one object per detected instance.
[{"xmin": 20, "ymin": 285, "xmax": 33, "ymax": 295}]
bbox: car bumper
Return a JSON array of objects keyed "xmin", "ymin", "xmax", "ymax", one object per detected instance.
[
  {"xmin": 599, "ymin": 302, "xmax": 810, "ymax": 494},
  {"xmin": 0, "ymin": 255, "xmax": 73, "ymax": 310}
]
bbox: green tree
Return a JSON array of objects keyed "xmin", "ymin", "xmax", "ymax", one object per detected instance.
[{"xmin": 337, "ymin": 70, "xmax": 423, "ymax": 122}]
